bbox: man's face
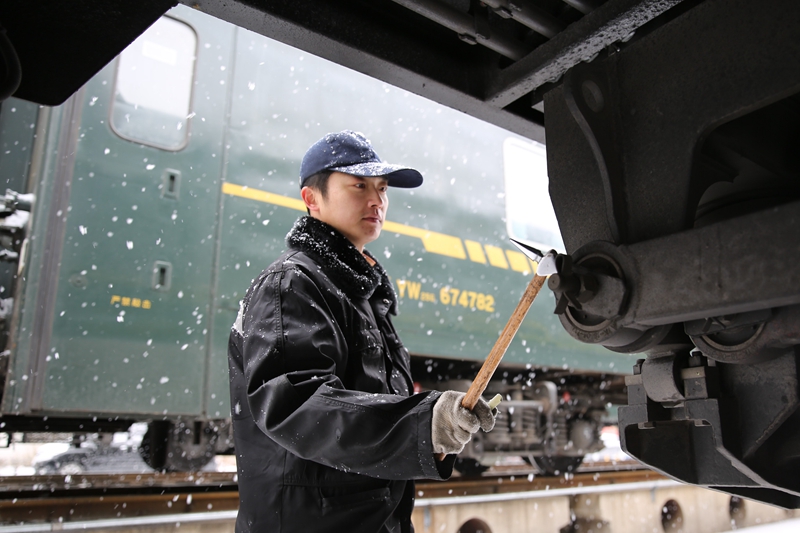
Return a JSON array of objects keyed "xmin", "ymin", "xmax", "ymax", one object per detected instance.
[{"xmin": 301, "ymin": 171, "xmax": 389, "ymax": 251}]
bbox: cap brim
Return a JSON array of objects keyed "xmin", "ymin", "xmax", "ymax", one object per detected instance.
[{"xmin": 329, "ymin": 162, "xmax": 423, "ymax": 188}]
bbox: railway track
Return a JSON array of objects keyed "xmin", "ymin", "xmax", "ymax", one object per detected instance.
[
  {"xmin": 0, "ymin": 471, "xmax": 239, "ymax": 526},
  {"xmin": 0, "ymin": 462, "xmax": 656, "ymax": 528}
]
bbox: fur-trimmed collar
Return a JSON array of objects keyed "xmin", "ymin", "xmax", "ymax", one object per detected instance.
[{"xmin": 286, "ymin": 216, "xmax": 398, "ymax": 314}]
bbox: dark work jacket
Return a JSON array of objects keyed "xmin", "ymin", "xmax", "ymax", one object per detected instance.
[{"xmin": 228, "ymin": 216, "xmax": 455, "ymax": 533}]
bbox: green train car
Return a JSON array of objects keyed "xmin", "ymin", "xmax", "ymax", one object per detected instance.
[{"xmin": 0, "ymin": 5, "xmax": 635, "ymax": 473}]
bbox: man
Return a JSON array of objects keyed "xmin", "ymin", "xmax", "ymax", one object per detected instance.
[{"xmin": 228, "ymin": 130, "xmax": 495, "ymax": 532}]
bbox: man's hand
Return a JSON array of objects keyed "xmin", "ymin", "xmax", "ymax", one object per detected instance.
[{"xmin": 431, "ymin": 391, "xmax": 496, "ymax": 455}]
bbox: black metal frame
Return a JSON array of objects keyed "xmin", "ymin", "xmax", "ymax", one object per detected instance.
[{"xmin": 543, "ymin": 0, "xmax": 800, "ymax": 507}]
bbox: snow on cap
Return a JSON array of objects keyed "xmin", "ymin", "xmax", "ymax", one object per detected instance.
[{"xmin": 300, "ymin": 130, "xmax": 423, "ymax": 189}]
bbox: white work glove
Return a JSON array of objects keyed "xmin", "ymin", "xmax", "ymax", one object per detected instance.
[{"xmin": 431, "ymin": 391, "xmax": 496, "ymax": 455}]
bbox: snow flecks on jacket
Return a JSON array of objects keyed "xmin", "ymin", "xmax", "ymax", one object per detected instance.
[{"xmin": 286, "ymin": 216, "xmax": 398, "ymax": 314}]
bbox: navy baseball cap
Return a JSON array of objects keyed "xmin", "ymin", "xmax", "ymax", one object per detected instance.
[{"xmin": 300, "ymin": 130, "xmax": 423, "ymax": 188}]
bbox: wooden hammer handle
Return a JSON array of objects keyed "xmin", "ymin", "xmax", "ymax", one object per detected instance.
[
  {"xmin": 461, "ymin": 273, "xmax": 547, "ymax": 409},
  {"xmin": 435, "ymin": 273, "xmax": 548, "ymax": 461}
]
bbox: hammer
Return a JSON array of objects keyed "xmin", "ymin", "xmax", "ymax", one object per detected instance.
[{"xmin": 435, "ymin": 239, "xmax": 559, "ymax": 461}]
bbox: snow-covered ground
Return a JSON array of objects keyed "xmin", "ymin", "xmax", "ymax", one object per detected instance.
[
  {"xmin": 0, "ymin": 425, "xmax": 237, "ymax": 476},
  {"xmin": 584, "ymin": 425, "xmax": 634, "ymax": 465},
  {"xmin": 1, "ymin": 424, "xmax": 628, "ymax": 476}
]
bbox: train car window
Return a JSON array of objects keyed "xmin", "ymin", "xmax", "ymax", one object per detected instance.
[
  {"xmin": 503, "ymin": 137, "xmax": 564, "ymax": 251},
  {"xmin": 110, "ymin": 17, "xmax": 197, "ymax": 150}
]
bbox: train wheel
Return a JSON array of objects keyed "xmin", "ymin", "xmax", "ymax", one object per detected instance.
[
  {"xmin": 140, "ymin": 420, "xmax": 217, "ymax": 472},
  {"xmin": 532, "ymin": 456, "xmax": 583, "ymax": 475}
]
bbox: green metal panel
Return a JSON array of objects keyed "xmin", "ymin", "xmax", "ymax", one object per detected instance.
[
  {"xmin": 0, "ymin": 101, "xmax": 38, "ymax": 194},
  {"xmin": 33, "ymin": 9, "xmax": 235, "ymax": 417}
]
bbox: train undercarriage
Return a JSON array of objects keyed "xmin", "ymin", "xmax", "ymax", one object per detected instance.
[
  {"xmin": 413, "ymin": 359, "xmax": 627, "ymax": 475},
  {"xmin": 2, "ymin": 362, "xmax": 624, "ymax": 475},
  {"xmin": 541, "ymin": 0, "xmax": 800, "ymax": 507}
]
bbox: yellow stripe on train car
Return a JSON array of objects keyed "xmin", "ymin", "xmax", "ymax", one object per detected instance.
[
  {"xmin": 464, "ymin": 240, "xmax": 487, "ymax": 264},
  {"xmin": 222, "ymin": 181, "xmax": 537, "ymax": 270},
  {"xmin": 505, "ymin": 250, "xmax": 532, "ymax": 273},
  {"xmin": 222, "ymin": 182, "xmax": 306, "ymax": 211},
  {"xmin": 381, "ymin": 221, "xmax": 466, "ymax": 259}
]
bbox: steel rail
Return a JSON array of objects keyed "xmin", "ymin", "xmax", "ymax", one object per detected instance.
[
  {"xmin": 0, "ymin": 466, "xmax": 653, "ymax": 526},
  {"xmin": 0, "ymin": 471, "xmax": 238, "ymax": 493},
  {"xmin": 0, "ymin": 510, "xmax": 238, "ymax": 532},
  {"xmin": 4, "ymin": 485, "xmax": 800, "ymax": 532},
  {"xmin": 0, "ymin": 469, "xmax": 664, "ymax": 532},
  {"xmin": 416, "ymin": 478, "xmax": 681, "ymax": 507},
  {"xmin": 0, "ymin": 481, "xmax": 684, "ymax": 532}
]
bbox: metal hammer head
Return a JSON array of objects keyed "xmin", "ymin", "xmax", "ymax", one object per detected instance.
[{"xmin": 509, "ymin": 238, "xmax": 559, "ymax": 276}]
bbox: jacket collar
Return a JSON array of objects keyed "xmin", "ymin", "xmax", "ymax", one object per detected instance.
[{"xmin": 286, "ymin": 216, "xmax": 398, "ymax": 314}]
